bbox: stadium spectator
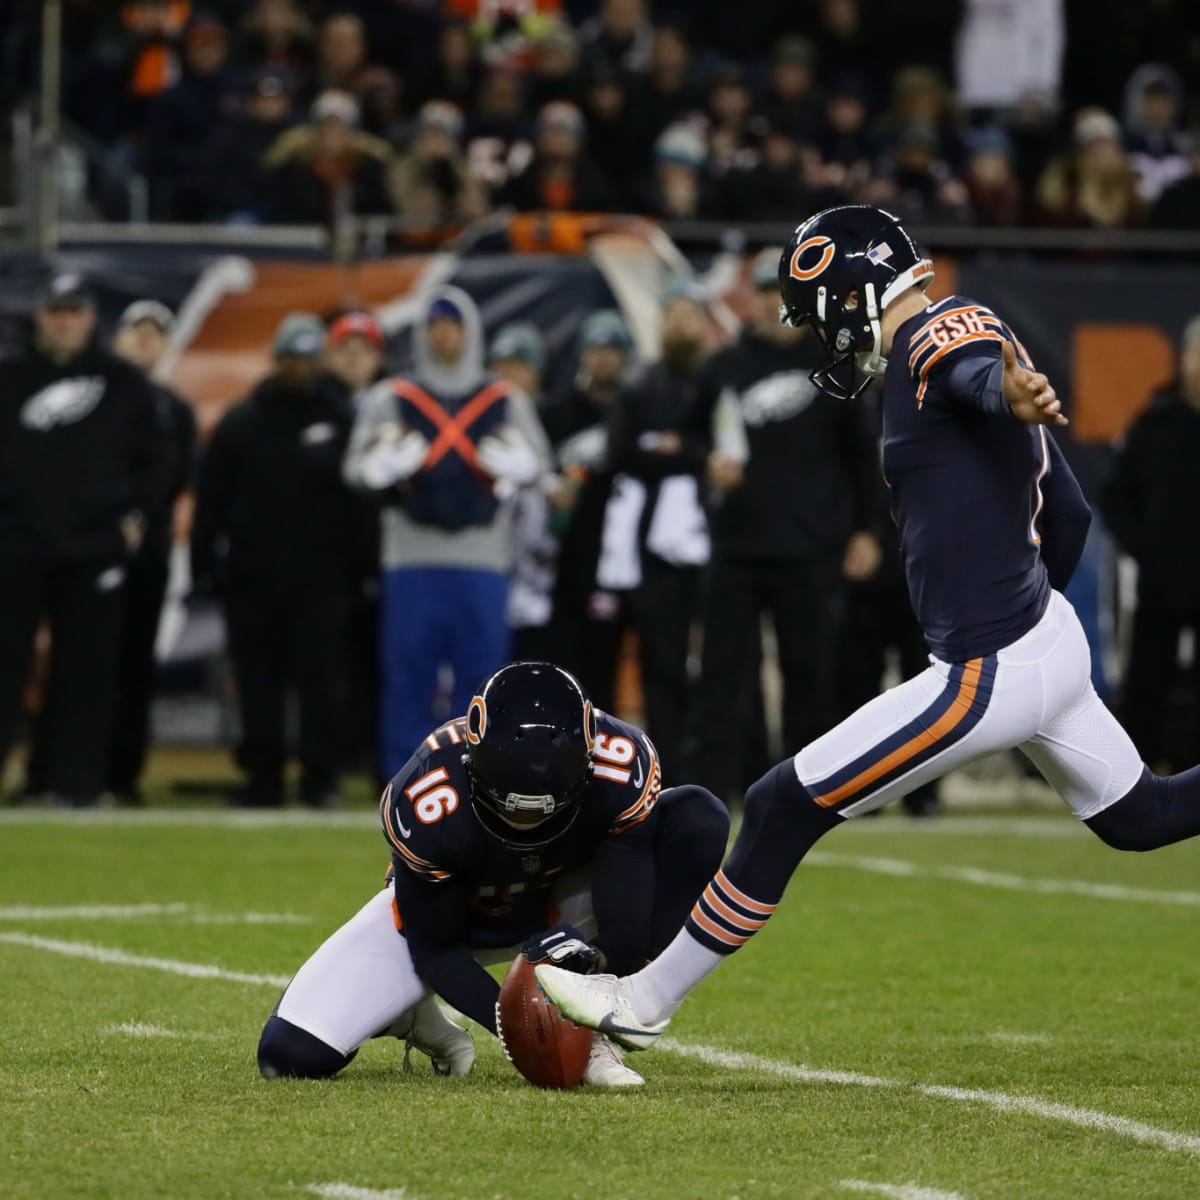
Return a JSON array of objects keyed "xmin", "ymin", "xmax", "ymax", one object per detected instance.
[
  {"xmin": 486, "ymin": 324, "xmax": 558, "ymax": 661},
  {"xmin": 689, "ymin": 251, "xmax": 883, "ymax": 805},
  {"xmin": 197, "ymin": 65, "xmax": 297, "ymax": 223},
  {"xmin": 1102, "ymin": 316, "xmax": 1200, "ymax": 769},
  {"xmin": 636, "ymin": 22, "xmax": 703, "ymax": 142},
  {"xmin": 1149, "ymin": 131, "xmax": 1200, "ymax": 230},
  {"xmin": 704, "ymin": 64, "xmax": 761, "ymax": 180},
  {"xmin": 191, "ymin": 313, "xmax": 366, "ymax": 808},
  {"xmin": 814, "ymin": 0, "xmax": 886, "ymax": 99},
  {"xmin": 356, "ymin": 67, "xmax": 407, "ymax": 145},
  {"xmin": 107, "ymin": 300, "xmax": 197, "ymax": 805},
  {"xmin": 497, "ymin": 100, "xmax": 615, "ymax": 212},
  {"xmin": 962, "ymin": 127, "xmax": 1025, "ymax": 226},
  {"xmin": 388, "ymin": 101, "xmax": 488, "ymax": 234},
  {"xmin": 760, "ymin": 36, "xmax": 822, "ymax": 143},
  {"xmin": 145, "ymin": 11, "xmax": 237, "ymax": 218},
  {"xmin": 0, "ymin": 272, "xmax": 166, "ymax": 808},
  {"xmin": 647, "ymin": 122, "xmax": 711, "ymax": 219},
  {"xmin": 464, "ymin": 67, "xmax": 535, "ymax": 201},
  {"xmin": 541, "ymin": 310, "xmax": 634, "ymax": 711},
  {"xmin": 813, "ymin": 73, "xmax": 877, "ymax": 199},
  {"xmin": 881, "ymin": 66, "xmax": 963, "ymax": 167},
  {"xmin": 232, "ymin": 0, "xmax": 315, "ymax": 92},
  {"xmin": 955, "ymin": 0, "xmax": 1064, "ymax": 120},
  {"xmin": 342, "ymin": 288, "xmax": 550, "ymax": 778},
  {"xmin": 1121, "ymin": 64, "xmax": 1191, "ymax": 203},
  {"xmin": 580, "ymin": 0, "xmax": 653, "ymax": 77},
  {"xmin": 263, "ymin": 89, "xmax": 394, "ymax": 226},
  {"xmin": 528, "ymin": 23, "xmax": 586, "ymax": 109},
  {"xmin": 865, "ymin": 120, "xmax": 972, "ymax": 224},
  {"xmin": 602, "ymin": 283, "xmax": 712, "ymax": 783},
  {"xmin": 580, "ymin": 64, "xmax": 649, "ymax": 209},
  {"xmin": 314, "ymin": 11, "xmax": 370, "ymax": 96},
  {"xmin": 1035, "ymin": 107, "xmax": 1143, "ymax": 229},
  {"xmin": 409, "ymin": 18, "xmax": 482, "ymax": 112}
]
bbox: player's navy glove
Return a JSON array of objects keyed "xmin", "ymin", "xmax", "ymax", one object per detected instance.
[{"xmin": 521, "ymin": 923, "xmax": 601, "ymax": 974}]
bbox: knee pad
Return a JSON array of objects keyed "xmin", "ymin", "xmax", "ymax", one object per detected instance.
[{"xmin": 257, "ymin": 1015, "xmax": 357, "ymax": 1079}]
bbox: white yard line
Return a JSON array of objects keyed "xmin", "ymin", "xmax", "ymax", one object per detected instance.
[
  {"xmin": 0, "ymin": 903, "xmax": 192, "ymax": 920},
  {"xmin": 107, "ymin": 1022, "xmax": 180, "ymax": 1038},
  {"xmin": 307, "ymin": 1185, "xmax": 414, "ymax": 1200},
  {"xmin": 7, "ymin": 936, "xmax": 1200, "ymax": 1158},
  {"xmin": 985, "ymin": 1031, "xmax": 1053, "ymax": 1047},
  {"xmin": 0, "ymin": 903, "xmax": 309, "ymax": 924},
  {"xmin": 0, "ymin": 809, "xmax": 1087, "ymax": 837},
  {"xmin": 659, "ymin": 1041, "xmax": 1200, "ymax": 1157},
  {"xmin": 807, "ymin": 852, "xmax": 1200, "ymax": 907},
  {"xmin": 0, "ymin": 933, "xmax": 289, "ymax": 988},
  {"xmin": 840, "ymin": 1182, "xmax": 969, "ymax": 1200}
]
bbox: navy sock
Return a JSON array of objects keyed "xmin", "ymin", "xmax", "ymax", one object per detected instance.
[{"xmin": 1086, "ymin": 764, "xmax": 1200, "ymax": 852}]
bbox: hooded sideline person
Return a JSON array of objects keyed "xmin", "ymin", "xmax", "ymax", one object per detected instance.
[{"xmin": 344, "ymin": 287, "xmax": 552, "ymax": 778}]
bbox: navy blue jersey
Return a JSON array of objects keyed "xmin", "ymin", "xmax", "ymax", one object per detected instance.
[
  {"xmin": 380, "ymin": 710, "xmax": 662, "ymax": 1031},
  {"xmin": 882, "ymin": 295, "xmax": 1090, "ymax": 662}
]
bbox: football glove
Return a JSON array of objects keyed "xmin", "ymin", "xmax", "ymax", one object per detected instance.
[
  {"xmin": 360, "ymin": 429, "xmax": 429, "ymax": 489},
  {"xmin": 522, "ymin": 923, "xmax": 601, "ymax": 975},
  {"xmin": 477, "ymin": 429, "xmax": 541, "ymax": 486}
]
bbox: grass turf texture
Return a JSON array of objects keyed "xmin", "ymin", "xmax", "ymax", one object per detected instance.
[{"xmin": 1, "ymin": 809, "xmax": 1197, "ymax": 1199}]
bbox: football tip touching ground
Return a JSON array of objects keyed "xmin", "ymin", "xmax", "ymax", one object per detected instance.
[{"xmin": 2, "ymin": 805, "xmax": 1199, "ymax": 1200}]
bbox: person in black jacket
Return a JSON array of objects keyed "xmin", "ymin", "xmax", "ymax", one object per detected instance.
[
  {"xmin": 191, "ymin": 314, "xmax": 367, "ymax": 808},
  {"xmin": 0, "ymin": 272, "xmax": 167, "ymax": 806},
  {"xmin": 687, "ymin": 252, "xmax": 883, "ymax": 805},
  {"xmin": 603, "ymin": 284, "xmax": 713, "ymax": 783},
  {"xmin": 106, "ymin": 301, "xmax": 197, "ymax": 802},
  {"xmin": 541, "ymin": 310, "xmax": 635, "ymax": 711},
  {"xmin": 1102, "ymin": 316, "xmax": 1200, "ymax": 767}
]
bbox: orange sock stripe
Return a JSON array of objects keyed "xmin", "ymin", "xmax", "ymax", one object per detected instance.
[
  {"xmin": 715, "ymin": 870, "xmax": 777, "ymax": 916},
  {"xmin": 702, "ymin": 884, "xmax": 769, "ymax": 934},
  {"xmin": 689, "ymin": 905, "xmax": 749, "ymax": 948}
]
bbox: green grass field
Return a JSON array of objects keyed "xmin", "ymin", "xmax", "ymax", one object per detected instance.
[{"xmin": 2, "ymin": 804, "xmax": 1198, "ymax": 1200}]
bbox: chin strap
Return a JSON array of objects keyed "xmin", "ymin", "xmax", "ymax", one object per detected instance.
[{"xmin": 855, "ymin": 281, "xmax": 888, "ymax": 378}]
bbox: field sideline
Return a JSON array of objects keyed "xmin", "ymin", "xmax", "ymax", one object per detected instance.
[{"xmin": 2, "ymin": 806, "xmax": 1198, "ymax": 1199}]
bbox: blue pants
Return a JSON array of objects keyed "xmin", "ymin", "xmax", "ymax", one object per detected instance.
[{"xmin": 380, "ymin": 566, "xmax": 511, "ymax": 779}]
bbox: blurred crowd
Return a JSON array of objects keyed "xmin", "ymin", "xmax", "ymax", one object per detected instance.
[{"xmin": 3, "ymin": 0, "xmax": 1199, "ymax": 232}]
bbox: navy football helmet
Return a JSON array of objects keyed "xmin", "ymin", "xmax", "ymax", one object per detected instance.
[
  {"xmin": 463, "ymin": 661, "xmax": 597, "ymax": 847},
  {"xmin": 778, "ymin": 205, "xmax": 935, "ymax": 400}
]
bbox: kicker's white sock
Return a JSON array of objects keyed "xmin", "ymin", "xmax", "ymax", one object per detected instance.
[{"xmin": 627, "ymin": 928, "xmax": 725, "ymax": 1025}]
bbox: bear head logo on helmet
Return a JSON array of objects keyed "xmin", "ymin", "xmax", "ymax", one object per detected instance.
[
  {"xmin": 778, "ymin": 205, "xmax": 935, "ymax": 400},
  {"xmin": 463, "ymin": 661, "xmax": 597, "ymax": 848}
]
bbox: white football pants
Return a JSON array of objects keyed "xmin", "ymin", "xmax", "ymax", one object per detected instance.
[
  {"xmin": 794, "ymin": 590, "xmax": 1143, "ymax": 819},
  {"xmin": 276, "ymin": 872, "xmax": 596, "ymax": 1055}
]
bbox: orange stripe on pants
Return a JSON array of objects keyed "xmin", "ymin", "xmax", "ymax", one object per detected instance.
[{"xmin": 812, "ymin": 658, "xmax": 984, "ymax": 808}]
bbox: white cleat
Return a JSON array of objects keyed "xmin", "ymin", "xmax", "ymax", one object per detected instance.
[
  {"xmin": 534, "ymin": 965, "xmax": 669, "ymax": 1051},
  {"xmin": 403, "ymin": 993, "xmax": 475, "ymax": 1077},
  {"xmin": 583, "ymin": 1033, "xmax": 644, "ymax": 1087}
]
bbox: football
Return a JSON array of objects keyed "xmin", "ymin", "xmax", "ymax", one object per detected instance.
[{"xmin": 495, "ymin": 953, "xmax": 593, "ymax": 1089}]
